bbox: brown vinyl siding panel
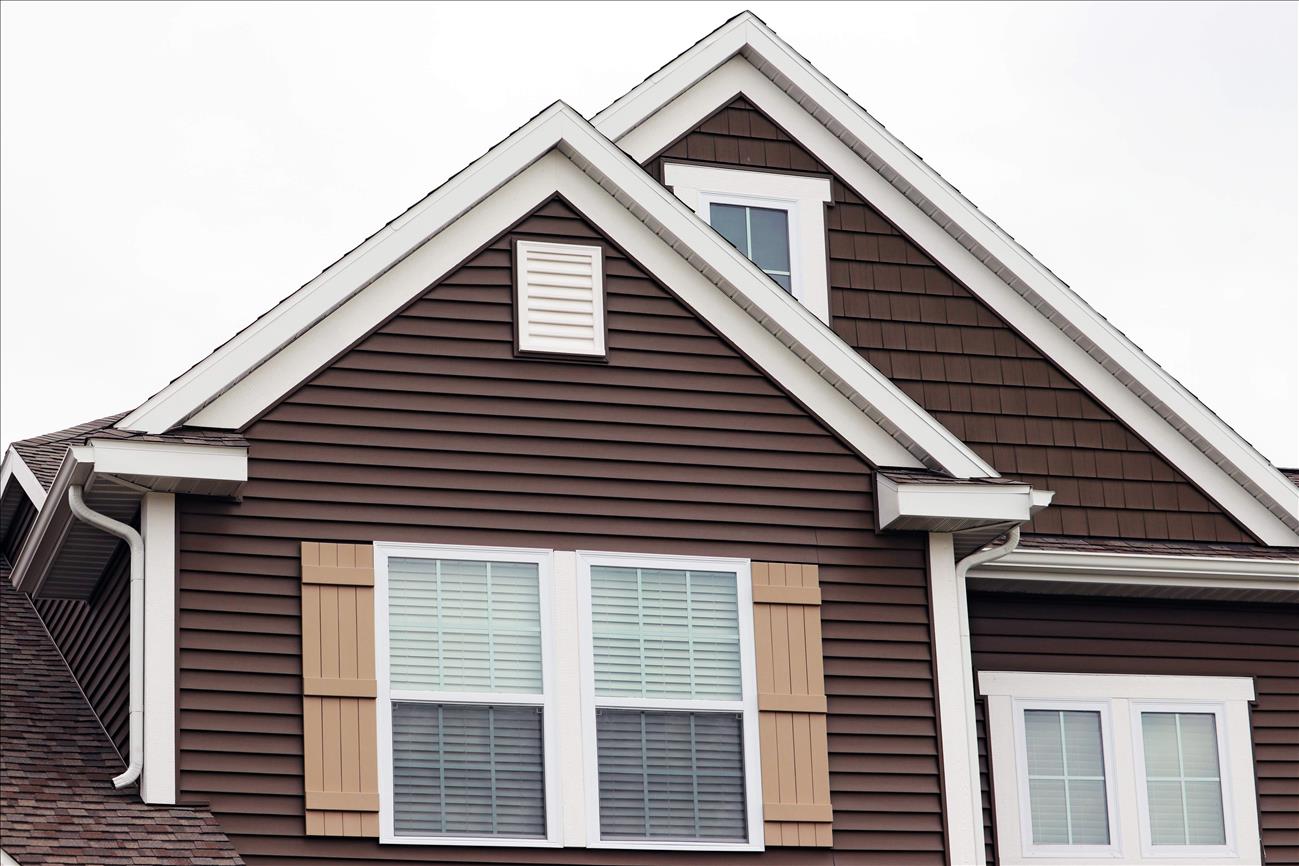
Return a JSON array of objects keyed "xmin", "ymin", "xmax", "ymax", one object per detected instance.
[
  {"xmin": 969, "ymin": 592, "xmax": 1299, "ymax": 865},
  {"xmin": 33, "ymin": 545, "xmax": 131, "ymax": 757},
  {"xmin": 177, "ymin": 199, "xmax": 947, "ymax": 864},
  {"xmin": 650, "ymin": 97, "xmax": 1254, "ymax": 544}
]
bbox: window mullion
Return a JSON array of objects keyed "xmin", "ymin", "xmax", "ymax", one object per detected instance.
[{"xmin": 1058, "ymin": 710, "xmax": 1075, "ymax": 844}]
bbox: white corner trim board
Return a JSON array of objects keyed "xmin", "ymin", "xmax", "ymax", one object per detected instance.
[
  {"xmin": 663, "ymin": 163, "xmax": 833, "ymax": 324},
  {"xmin": 121, "ymin": 100, "xmax": 992, "ymax": 478},
  {"xmin": 140, "ymin": 492, "xmax": 176, "ymax": 805},
  {"xmin": 979, "ymin": 672, "xmax": 1261, "ymax": 866},
  {"xmin": 0, "ymin": 447, "xmax": 48, "ymax": 510},
  {"xmin": 594, "ymin": 16, "xmax": 1299, "ymax": 544},
  {"xmin": 926, "ymin": 532, "xmax": 987, "ymax": 866}
]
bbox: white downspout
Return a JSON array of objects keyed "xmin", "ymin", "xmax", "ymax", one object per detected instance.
[
  {"xmin": 951, "ymin": 525, "xmax": 1021, "ymax": 863},
  {"xmin": 67, "ymin": 484, "xmax": 144, "ymax": 789}
]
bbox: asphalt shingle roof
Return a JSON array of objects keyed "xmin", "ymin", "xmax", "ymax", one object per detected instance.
[{"xmin": 0, "ymin": 557, "xmax": 243, "ymax": 865}]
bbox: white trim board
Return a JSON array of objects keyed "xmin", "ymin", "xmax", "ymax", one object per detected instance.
[
  {"xmin": 979, "ymin": 672, "xmax": 1261, "ymax": 866},
  {"xmin": 971, "ymin": 547, "xmax": 1299, "ymax": 595},
  {"xmin": 592, "ymin": 14, "xmax": 1299, "ymax": 545},
  {"xmin": 164, "ymin": 104, "xmax": 995, "ymax": 477},
  {"xmin": 1, "ymin": 447, "xmax": 48, "ymax": 510}
]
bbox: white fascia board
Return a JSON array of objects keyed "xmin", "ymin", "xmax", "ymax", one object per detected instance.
[
  {"xmin": 117, "ymin": 102, "xmax": 581, "ymax": 436},
  {"xmin": 7, "ymin": 446, "xmax": 94, "ymax": 593},
  {"xmin": 877, "ymin": 475, "xmax": 1048, "ymax": 531},
  {"xmin": 594, "ymin": 17, "xmax": 1299, "ymax": 544},
  {"xmin": 183, "ymin": 105, "xmax": 994, "ymax": 476},
  {"xmin": 972, "ymin": 547, "xmax": 1299, "ymax": 594},
  {"xmin": 0, "ymin": 447, "xmax": 48, "ymax": 510},
  {"xmin": 87, "ymin": 439, "xmax": 248, "ymax": 485}
]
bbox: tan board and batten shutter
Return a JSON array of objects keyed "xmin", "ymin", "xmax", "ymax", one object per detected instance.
[
  {"xmin": 752, "ymin": 562, "xmax": 834, "ymax": 846},
  {"xmin": 301, "ymin": 542, "xmax": 380, "ymax": 837}
]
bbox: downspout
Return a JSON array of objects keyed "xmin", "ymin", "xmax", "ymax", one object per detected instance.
[
  {"xmin": 67, "ymin": 484, "xmax": 144, "ymax": 788},
  {"xmin": 952, "ymin": 525, "xmax": 1021, "ymax": 861}
]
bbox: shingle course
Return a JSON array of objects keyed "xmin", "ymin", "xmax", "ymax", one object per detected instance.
[{"xmin": 0, "ymin": 557, "xmax": 244, "ymax": 865}]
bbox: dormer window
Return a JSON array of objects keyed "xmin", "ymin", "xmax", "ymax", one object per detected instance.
[{"xmin": 664, "ymin": 163, "xmax": 833, "ymax": 324}]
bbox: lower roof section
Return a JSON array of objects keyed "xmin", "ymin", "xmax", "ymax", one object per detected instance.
[{"xmin": 0, "ymin": 559, "xmax": 244, "ymax": 865}]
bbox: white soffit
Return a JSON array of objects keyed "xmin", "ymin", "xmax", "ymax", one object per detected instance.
[
  {"xmin": 877, "ymin": 475, "xmax": 1053, "ymax": 533},
  {"xmin": 591, "ymin": 11, "xmax": 1299, "ymax": 545},
  {"xmin": 125, "ymin": 100, "xmax": 994, "ymax": 477}
]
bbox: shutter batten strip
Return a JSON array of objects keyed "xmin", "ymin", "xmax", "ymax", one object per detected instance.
[
  {"xmin": 301, "ymin": 542, "xmax": 380, "ymax": 837},
  {"xmin": 752, "ymin": 561, "xmax": 834, "ymax": 847}
]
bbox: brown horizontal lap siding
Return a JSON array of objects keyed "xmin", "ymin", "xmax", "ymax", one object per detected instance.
[
  {"xmin": 653, "ymin": 97, "xmax": 1253, "ymax": 544},
  {"xmin": 34, "ymin": 545, "xmax": 130, "ymax": 757},
  {"xmin": 178, "ymin": 198, "xmax": 946, "ymax": 864},
  {"xmin": 969, "ymin": 592, "xmax": 1299, "ymax": 865}
]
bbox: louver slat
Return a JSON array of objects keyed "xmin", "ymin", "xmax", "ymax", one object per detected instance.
[{"xmin": 514, "ymin": 241, "xmax": 605, "ymax": 357}]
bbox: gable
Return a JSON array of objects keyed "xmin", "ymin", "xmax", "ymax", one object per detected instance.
[
  {"xmin": 654, "ymin": 96, "xmax": 1253, "ymax": 544},
  {"xmin": 596, "ymin": 16, "xmax": 1298, "ymax": 545}
]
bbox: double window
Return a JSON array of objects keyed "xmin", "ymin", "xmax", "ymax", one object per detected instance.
[
  {"xmin": 375, "ymin": 544, "xmax": 762, "ymax": 850},
  {"xmin": 981, "ymin": 672, "xmax": 1260, "ymax": 865}
]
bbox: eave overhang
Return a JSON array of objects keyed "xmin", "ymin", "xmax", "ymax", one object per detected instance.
[
  {"xmin": 969, "ymin": 547, "xmax": 1299, "ymax": 603},
  {"xmin": 8, "ymin": 439, "xmax": 247, "ymax": 599},
  {"xmin": 876, "ymin": 471, "xmax": 1054, "ymax": 534}
]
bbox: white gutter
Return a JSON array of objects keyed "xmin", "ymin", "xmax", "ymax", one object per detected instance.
[{"xmin": 66, "ymin": 484, "xmax": 143, "ymax": 789}]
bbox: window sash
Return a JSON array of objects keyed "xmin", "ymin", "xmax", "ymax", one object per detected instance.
[
  {"xmin": 576, "ymin": 551, "xmax": 763, "ymax": 851},
  {"xmin": 1132, "ymin": 702, "xmax": 1235, "ymax": 856},
  {"xmin": 375, "ymin": 543, "xmax": 561, "ymax": 847}
]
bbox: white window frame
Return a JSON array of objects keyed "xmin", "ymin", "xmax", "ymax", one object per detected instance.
[
  {"xmin": 374, "ymin": 542, "xmax": 563, "ymax": 848},
  {"xmin": 980, "ymin": 672, "xmax": 1260, "ymax": 866},
  {"xmin": 1011, "ymin": 699, "xmax": 1123, "ymax": 860},
  {"xmin": 663, "ymin": 162, "xmax": 833, "ymax": 324},
  {"xmin": 1130, "ymin": 701, "xmax": 1238, "ymax": 860},
  {"xmin": 575, "ymin": 549, "xmax": 764, "ymax": 852}
]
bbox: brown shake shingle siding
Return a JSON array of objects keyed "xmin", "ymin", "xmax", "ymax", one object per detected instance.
[
  {"xmin": 176, "ymin": 198, "xmax": 947, "ymax": 864},
  {"xmin": 969, "ymin": 592, "xmax": 1299, "ymax": 866},
  {"xmin": 651, "ymin": 96, "xmax": 1254, "ymax": 544}
]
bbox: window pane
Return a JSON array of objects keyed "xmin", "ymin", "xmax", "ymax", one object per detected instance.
[
  {"xmin": 709, "ymin": 204, "xmax": 749, "ymax": 255},
  {"xmin": 769, "ymin": 271, "xmax": 793, "ymax": 293},
  {"xmin": 392, "ymin": 702, "xmax": 545, "ymax": 838},
  {"xmin": 1142, "ymin": 712, "xmax": 1226, "ymax": 846},
  {"xmin": 389, "ymin": 557, "xmax": 542, "ymax": 693},
  {"xmin": 596, "ymin": 709, "xmax": 746, "ymax": 841},
  {"xmin": 747, "ymin": 206, "xmax": 790, "ymax": 272},
  {"xmin": 1023, "ymin": 709, "xmax": 1109, "ymax": 845},
  {"xmin": 590, "ymin": 565, "xmax": 740, "ymax": 699}
]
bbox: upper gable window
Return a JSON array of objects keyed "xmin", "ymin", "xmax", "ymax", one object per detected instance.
[{"xmin": 663, "ymin": 163, "xmax": 833, "ymax": 324}]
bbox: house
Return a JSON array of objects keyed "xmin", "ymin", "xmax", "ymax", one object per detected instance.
[{"xmin": 1, "ymin": 11, "xmax": 1296, "ymax": 866}]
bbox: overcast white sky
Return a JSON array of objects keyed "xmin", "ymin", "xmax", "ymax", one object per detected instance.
[{"xmin": 2, "ymin": 1, "xmax": 1296, "ymax": 465}]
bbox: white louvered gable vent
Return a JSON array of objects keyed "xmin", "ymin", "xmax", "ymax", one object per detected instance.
[{"xmin": 515, "ymin": 240, "xmax": 605, "ymax": 357}]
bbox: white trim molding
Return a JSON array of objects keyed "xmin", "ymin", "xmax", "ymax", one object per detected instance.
[
  {"xmin": 878, "ymin": 474, "xmax": 1053, "ymax": 533},
  {"xmin": 1, "ymin": 447, "xmax": 48, "ymax": 510},
  {"xmin": 970, "ymin": 548, "xmax": 1299, "ymax": 597},
  {"xmin": 592, "ymin": 11, "xmax": 1299, "ymax": 544},
  {"xmin": 139, "ymin": 492, "xmax": 176, "ymax": 805},
  {"xmin": 118, "ymin": 101, "xmax": 993, "ymax": 479},
  {"xmin": 663, "ymin": 162, "xmax": 833, "ymax": 323},
  {"xmin": 980, "ymin": 672, "xmax": 1261, "ymax": 866}
]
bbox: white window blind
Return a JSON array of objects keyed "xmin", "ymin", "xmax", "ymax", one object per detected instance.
[
  {"xmin": 1023, "ymin": 709, "xmax": 1110, "ymax": 846},
  {"xmin": 1141, "ymin": 712, "xmax": 1226, "ymax": 846},
  {"xmin": 590, "ymin": 565, "xmax": 741, "ymax": 699},
  {"xmin": 514, "ymin": 240, "xmax": 605, "ymax": 357}
]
